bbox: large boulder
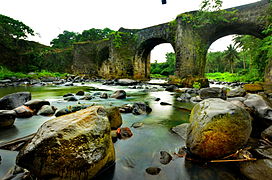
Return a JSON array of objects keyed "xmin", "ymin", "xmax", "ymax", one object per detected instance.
[
  {"xmin": 186, "ymin": 98, "xmax": 252, "ymax": 159},
  {"xmin": 0, "ymin": 92, "xmax": 31, "ymax": 110},
  {"xmin": 16, "ymin": 106, "xmax": 115, "ymax": 179},
  {"xmin": 110, "ymin": 90, "xmax": 126, "ymax": 99},
  {"xmin": 24, "ymin": 99, "xmax": 50, "ymax": 113},
  {"xmin": 0, "ymin": 110, "xmax": 17, "ymax": 128},
  {"xmin": 244, "ymin": 94, "xmax": 272, "ymax": 126},
  {"xmin": 199, "ymin": 87, "xmax": 227, "ymax": 100},
  {"xmin": 106, "ymin": 107, "xmax": 122, "ymax": 129}
]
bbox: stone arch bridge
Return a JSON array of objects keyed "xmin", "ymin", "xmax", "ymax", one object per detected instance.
[{"xmin": 71, "ymin": 0, "xmax": 271, "ymax": 82}]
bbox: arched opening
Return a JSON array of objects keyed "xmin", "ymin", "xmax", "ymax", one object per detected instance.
[
  {"xmin": 136, "ymin": 38, "xmax": 175, "ymax": 79},
  {"xmin": 98, "ymin": 46, "xmax": 110, "ymax": 67},
  {"xmin": 206, "ymin": 34, "xmax": 265, "ymax": 82},
  {"xmin": 150, "ymin": 43, "xmax": 175, "ymax": 78}
]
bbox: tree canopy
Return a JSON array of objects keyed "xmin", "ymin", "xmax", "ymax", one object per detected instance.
[
  {"xmin": 0, "ymin": 14, "xmax": 34, "ymax": 49},
  {"xmin": 50, "ymin": 28, "xmax": 115, "ymax": 48}
]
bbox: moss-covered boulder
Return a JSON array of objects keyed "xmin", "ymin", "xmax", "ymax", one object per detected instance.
[
  {"xmin": 106, "ymin": 107, "xmax": 122, "ymax": 129},
  {"xmin": 186, "ymin": 98, "xmax": 252, "ymax": 159},
  {"xmin": 243, "ymin": 83, "xmax": 264, "ymax": 92},
  {"xmin": 16, "ymin": 106, "xmax": 115, "ymax": 179}
]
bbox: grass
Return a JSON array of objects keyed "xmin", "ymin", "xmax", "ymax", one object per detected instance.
[
  {"xmin": 205, "ymin": 71, "xmax": 263, "ymax": 82},
  {"xmin": 150, "ymin": 74, "xmax": 168, "ymax": 78},
  {"xmin": 0, "ymin": 66, "xmax": 68, "ymax": 80}
]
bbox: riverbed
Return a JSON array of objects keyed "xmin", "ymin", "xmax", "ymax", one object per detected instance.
[{"xmin": 0, "ymin": 82, "xmax": 245, "ymax": 180}]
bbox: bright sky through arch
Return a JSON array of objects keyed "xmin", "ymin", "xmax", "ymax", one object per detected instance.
[{"xmin": 0, "ymin": 0, "xmax": 260, "ymax": 62}]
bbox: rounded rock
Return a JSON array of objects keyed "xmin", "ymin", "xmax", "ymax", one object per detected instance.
[{"xmin": 186, "ymin": 98, "xmax": 252, "ymax": 159}]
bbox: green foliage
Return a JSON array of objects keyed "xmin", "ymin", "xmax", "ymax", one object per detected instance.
[
  {"xmin": 110, "ymin": 31, "xmax": 138, "ymax": 48},
  {"xmin": 150, "ymin": 74, "xmax": 167, "ymax": 78},
  {"xmin": 50, "ymin": 31, "xmax": 78, "ymax": 48},
  {"xmin": 177, "ymin": 0, "xmax": 237, "ymax": 29},
  {"xmin": 0, "ymin": 14, "xmax": 34, "ymax": 49},
  {"xmin": 0, "ymin": 66, "xmax": 67, "ymax": 80},
  {"xmin": 50, "ymin": 28, "xmax": 114, "ymax": 48},
  {"xmin": 22, "ymin": 47, "xmax": 73, "ymax": 73},
  {"xmin": 150, "ymin": 52, "xmax": 176, "ymax": 77},
  {"xmin": 193, "ymin": 82, "xmax": 201, "ymax": 89},
  {"xmin": 206, "ymin": 71, "xmax": 263, "ymax": 82}
]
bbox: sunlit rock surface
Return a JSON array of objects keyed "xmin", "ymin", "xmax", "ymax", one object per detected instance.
[
  {"xmin": 16, "ymin": 106, "xmax": 115, "ymax": 179},
  {"xmin": 186, "ymin": 98, "xmax": 252, "ymax": 159}
]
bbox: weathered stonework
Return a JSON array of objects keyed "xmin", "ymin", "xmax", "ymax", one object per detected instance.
[{"xmin": 72, "ymin": 0, "xmax": 272, "ymax": 82}]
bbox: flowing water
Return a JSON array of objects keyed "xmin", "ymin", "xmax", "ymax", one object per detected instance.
[{"xmin": 0, "ymin": 82, "xmax": 245, "ymax": 180}]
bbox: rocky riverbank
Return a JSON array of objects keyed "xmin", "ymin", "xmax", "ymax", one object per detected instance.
[{"xmin": 0, "ymin": 79, "xmax": 271, "ymax": 179}]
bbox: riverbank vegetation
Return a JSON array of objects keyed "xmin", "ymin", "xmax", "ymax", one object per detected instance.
[{"xmin": 0, "ymin": 66, "xmax": 67, "ymax": 80}]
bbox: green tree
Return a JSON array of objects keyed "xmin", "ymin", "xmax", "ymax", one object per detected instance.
[
  {"xmin": 0, "ymin": 14, "xmax": 34, "ymax": 49},
  {"xmin": 223, "ymin": 44, "xmax": 239, "ymax": 73},
  {"xmin": 50, "ymin": 30, "xmax": 78, "ymax": 48}
]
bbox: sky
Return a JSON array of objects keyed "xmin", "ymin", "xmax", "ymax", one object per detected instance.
[{"xmin": 0, "ymin": 0, "xmax": 259, "ymax": 62}]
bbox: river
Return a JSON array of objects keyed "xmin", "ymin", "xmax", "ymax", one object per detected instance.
[{"xmin": 0, "ymin": 82, "xmax": 245, "ymax": 180}]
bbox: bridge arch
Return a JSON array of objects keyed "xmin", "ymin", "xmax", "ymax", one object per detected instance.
[{"xmin": 134, "ymin": 37, "xmax": 176, "ymax": 79}]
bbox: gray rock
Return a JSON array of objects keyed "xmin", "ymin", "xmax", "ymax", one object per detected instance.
[
  {"xmin": 63, "ymin": 93, "xmax": 74, "ymax": 97},
  {"xmin": 261, "ymin": 125, "xmax": 272, "ymax": 141},
  {"xmin": 131, "ymin": 122, "xmax": 144, "ymax": 128},
  {"xmin": 146, "ymin": 167, "xmax": 161, "ymax": 175},
  {"xmin": 119, "ymin": 104, "xmax": 133, "ymax": 113},
  {"xmin": 177, "ymin": 93, "xmax": 191, "ymax": 102},
  {"xmin": 110, "ymin": 90, "xmax": 126, "ymax": 99},
  {"xmin": 165, "ymin": 85, "xmax": 178, "ymax": 92},
  {"xmin": 132, "ymin": 102, "xmax": 152, "ymax": 115},
  {"xmin": 244, "ymin": 94, "xmax": 272, "ymax": 126},
  {"xmin": 240, "ymin": 159, "xmax": 272, "ymax": 180},
  {"xmin": 64, "ymin": 96, "xmax": 78, "ymax": 101},
  {"xmin": 24, "ymin": 99, "xmax": 50, "ymax": 112},
  {"xmin": 186, "ymin": 98, "xmax": 252, "ymax": 159},
  {"xmin": 226, "ymin": 97, "xmax": 246, "ymax": 102},
  {"xmin": 37, "ymin": 105, "xmax": 57, "ymax": 116},
  {"xmin": 171, "ymin": 123, "xmax": 189, "ymax": 140},
  {"xmin": 80, "ymin": 95, "xmax": 93, "ymax": 100},
  {"xmin": 76, "ymin": 91, "xmax": 84, "ymax": 96},
  {"xmin": 0, "ymin": 110, "xmax": 17, "ymax": 128},
  {"xmin": 116, "ymin": 79, "xmax": 138, "ymax": 86},
  {"xmin": 55, "ymin": 108, "xmax": 72, "ymax": 117},
  {"xmin": 100, "ymin": 93, "xmax": 108, "ymax": 99},
  {"xmin": 64, "ymin": 82, "xmax": 73, "ymax": 86},
  {"xmin": 0, "ymin": 79, "xmax": 12, "ymax": 83},
  {"xmin": 160, "ymin": 151, "xmax": 172, "ymax": 165},
  {"xmin": 254, "ymin": 147, "xmax": 272, "ymax": 159},
  {"xmin": 190, "ymin": 96, "xmax": 202, "ymax": 103},
  {"xmin": 227, "ymin": 87, "xmax": 246, "ymax": 97},
  {"xmin": 16, "ymin": 106, "xmax": 115, "ymax": 179},
  {"xmin": 199, "ymin": 87, "xmax": 227, "ymax": 100},
  {"xmin": 0, "ymin": 92, "xmax": 31, "ymax": 110},
  {"xmin": 160, "ymin": 102, "xmax": 172, "ymax": 105}
]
